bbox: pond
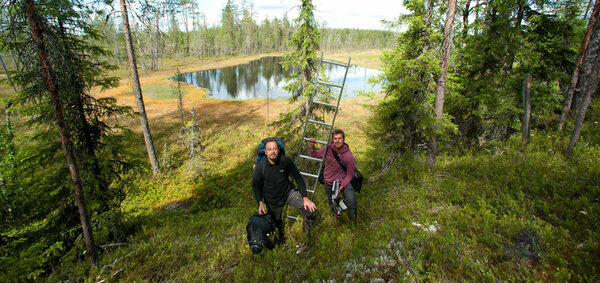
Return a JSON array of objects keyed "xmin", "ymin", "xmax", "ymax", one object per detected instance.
[{"xmin": 168, "ymin": 56, "xmax": 381, "ymax": 100}]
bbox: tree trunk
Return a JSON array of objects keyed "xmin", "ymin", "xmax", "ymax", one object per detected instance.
[
  {"xmin": 567, "ymin": 16, "xmax": 600, "ymax": 156},
  {"xmin": 190, "ymin": 108, "xmax": 195, "ymax": 160},
  {"xmin": 426, "ymin": 0, "xmax": 457, "ymax": 166},
  {"xmin": 148, "ymin": 26, "xmax": 155, "ymax": 71},
  {"xmin": 119, "ymin": 0, "xmax": 160, "ymax": 174},
  {"xmin": 504, "ymin": 0, "xmax": 525, "ymax": 75},
  {"xmin": 0, "ymin": 54, "xmax": 16, "ymax": 211},
  {"xmin": 156, "ymin": 12, "xmax": 162, "ymax": 69},
  {"xmin": 559, "ymin": 0, "xmax": 600, "ymax": 130},
  {"xmin": 0, "ymin": 54, "xmax": 16, "ymax": 149},
  {"xmin": 521, "ymin": 73, "xmax": 532, "ymax": 146},
  {"xmin": 0, "ymin": 54, "xmax": 17, "ymax": 93},
  {"xmin": 586, "ymin": 0, "xmax": 594, "ymax": 19},
  {"xmin": 461, "ymin": 0, "xmax": 470, "ymax": 39},
  {"xmin": 24, "ymin": 0, "xmax": 98, "ymax": 265},
  {"xmin": 567, "ymin": 60, "xmax": 600, "ymax": 156},
  {"xmin": 474, "ymin": 0, "xmax": 480, "ymax": 35},
  {"xmin": 176, "ymin": 70, "xmax": 184, "ymax": 128},
  {"xmin": 183, "ymin": 3, "xmax": 190, "ymax": 57},
  {"xmin": 113, "ymin": 25, "xmax": 121, "ymax": 66}
]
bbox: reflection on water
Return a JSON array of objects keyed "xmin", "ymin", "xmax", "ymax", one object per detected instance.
[{"xmin": 169, "ymin": 56, "xmax": 381, "ymax": 100}]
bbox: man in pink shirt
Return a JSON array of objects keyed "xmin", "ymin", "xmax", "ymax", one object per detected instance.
[{"xmin": 309, "ymin": 129, "xmax": 357, "ymax": 224}]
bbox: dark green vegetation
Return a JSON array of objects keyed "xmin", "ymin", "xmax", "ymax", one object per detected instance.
[{"xmin": 1, "ymin": 0, "xmax": 599, "ymax": 281}]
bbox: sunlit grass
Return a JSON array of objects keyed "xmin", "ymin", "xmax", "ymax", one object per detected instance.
[{"xmin": 325, "ymin": 49, "xmax": 384, "ymax": 70}]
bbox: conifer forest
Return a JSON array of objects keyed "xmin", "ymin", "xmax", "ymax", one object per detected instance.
[{"xmin": 0, "ymin": 0, "xmax": 599, "ymax": 281}]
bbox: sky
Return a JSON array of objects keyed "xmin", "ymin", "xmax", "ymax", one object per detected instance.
[{"xmin": 195, "ymin": 0, "xmax": 407, "ymax": 30}]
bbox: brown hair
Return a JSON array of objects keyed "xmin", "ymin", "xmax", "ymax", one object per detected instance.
[{"xmin": 332, "ymin": 129, "xmax": 345, "ymax": 140}]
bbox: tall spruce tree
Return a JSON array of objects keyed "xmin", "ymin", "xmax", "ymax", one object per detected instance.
[
  {"xmin": 371, "ymin": 0, "xmax": 443, "ymax": 162},
  {"xmin": 1, "ymin": 0, "xmax": 135, "ymax": 276}
]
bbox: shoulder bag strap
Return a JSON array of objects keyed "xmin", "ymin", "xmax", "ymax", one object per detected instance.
[{"xmin": 331, "ymin": 148, "xmax": 347, "ymax": 173}]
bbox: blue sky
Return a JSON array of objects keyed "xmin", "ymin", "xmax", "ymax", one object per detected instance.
[{"xmin": 196, "ymin": 0, "xmax": 407, "ymax": 30}]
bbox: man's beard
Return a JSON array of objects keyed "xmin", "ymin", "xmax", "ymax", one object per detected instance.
[{"xmin": 268, "ymin": 154, "xmax": 278, "ymax": 163}]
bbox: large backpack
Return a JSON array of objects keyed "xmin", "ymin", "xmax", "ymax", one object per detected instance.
[
  {"xmin": 246, "ymin": 213, "xmax": 275, "ymax": 254},
  {"xmin": 255, "ymin": 137, "xmax": 285, "ymax": 164}
]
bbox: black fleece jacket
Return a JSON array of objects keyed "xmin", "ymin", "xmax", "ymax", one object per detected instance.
[{"xmin": 252, "ymin": 154, "xmax": 307, "ymax": 206}]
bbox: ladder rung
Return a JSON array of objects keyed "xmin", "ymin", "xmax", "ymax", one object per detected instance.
[
  {"xmin": 299, "ymin": 154, "xmax": 321, "ymax": 162},
  {"xmin": 286, "ymin": 215, "xmax": 300, "ymax": 220},
  {"xmin": 317, "ymin": 80, "xmax": 343, "ymax": 88},
  {"xmin": 308, "ymin": 119, "xmax": 332, "ymax": 127},
  {"xmin": 303, "ymin": 137, "xmax": 327, "ymax": 145},
  {"xmin": 300, "ymin": 172, "xmax": 319, "ymax": 179},
  {"xmin": 322, "ymin": 59, "xmax": 348, "ymax": 67},
  {"xmin": 312, "ymin": 100, "xmax": 337, "ymax": 108}
]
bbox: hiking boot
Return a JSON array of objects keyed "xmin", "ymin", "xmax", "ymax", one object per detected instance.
[
  {"xmin": 274, "ymin": 229, "xmax": 285, "ymax": 245},
  {"xmin": 330, "ymin": 200, "xmax": 341, "ymax": 217},
  {"xmin": 302, "ymin": 220, "xmax": 312, "ymax": 234}
]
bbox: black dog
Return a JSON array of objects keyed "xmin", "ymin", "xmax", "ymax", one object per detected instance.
[{"xmin": 246, "ymin": 212, "xmax": 276, "ymax": 254}]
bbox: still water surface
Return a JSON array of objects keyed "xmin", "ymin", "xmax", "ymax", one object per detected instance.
[{"xmin": 169, "ymin": 56, "xmax": 381, "ymax": 100}]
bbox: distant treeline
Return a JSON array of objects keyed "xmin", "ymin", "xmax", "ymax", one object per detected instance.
[{"xmin": 83, "ymin": 0, "xmax": 395, "ymax": 71}]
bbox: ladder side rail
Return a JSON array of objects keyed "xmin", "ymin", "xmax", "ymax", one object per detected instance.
[
  {"xmin": 308, "ymin": 146, "xmax": 329, "ymax": 200},
  {"xmin": 321, "ymin": 58, "xmax": 349, "ymax": 67},
  {"xmin": 325, "ymin": 57, "xmax": 352, "ymax": 155}
]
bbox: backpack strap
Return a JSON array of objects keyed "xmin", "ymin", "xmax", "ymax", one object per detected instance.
[{"xmin": 260, "ymin": 157, "xmax": 266, "ymax": 180}]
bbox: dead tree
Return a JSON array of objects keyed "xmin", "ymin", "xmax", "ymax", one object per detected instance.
[{"xmin": 119, "ymin": 0, "xmax": 161, "ymax": 174}]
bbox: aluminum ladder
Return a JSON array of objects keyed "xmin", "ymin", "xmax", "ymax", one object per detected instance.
[{"xmin": 287, "ymin": 53, "xmax": 351, "ymax": 220}]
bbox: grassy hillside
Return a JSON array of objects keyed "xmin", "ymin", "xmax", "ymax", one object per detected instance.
[
  {"xmin": 49, "ymin": 130, "xmax": 599, "ymax": 281},
  {"xmin": 3, "ymin": 51, "xmax": 599, "ymax": 281}
]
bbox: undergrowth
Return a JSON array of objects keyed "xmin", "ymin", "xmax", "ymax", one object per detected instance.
[{"xmin": 45, "ymin": 127, "xmax": 600, "ymax": 281}]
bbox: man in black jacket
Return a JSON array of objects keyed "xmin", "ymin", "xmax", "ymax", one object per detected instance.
[{"xmin": 252, "ymin": 138, "xmax": 317, "ymax": 244}]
